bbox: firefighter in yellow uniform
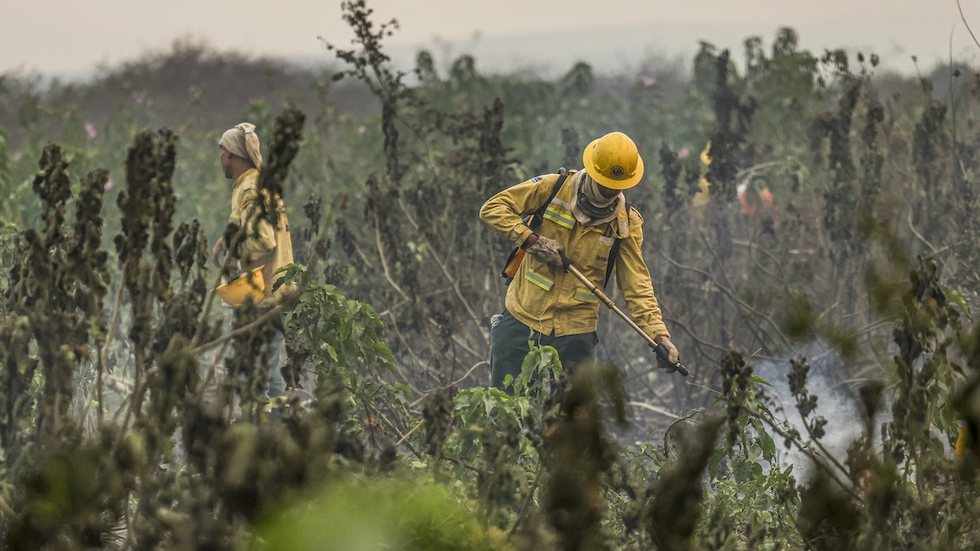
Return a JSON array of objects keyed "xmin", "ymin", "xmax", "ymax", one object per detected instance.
[{"xmin": 480, "ymin": 131, "xmax": 678, "ymax": 390}]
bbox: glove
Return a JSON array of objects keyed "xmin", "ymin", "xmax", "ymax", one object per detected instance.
[
  {"xmin": 524, "ymin": 234, "xmax": 564, "ymax": 268},
  {"xmin": 656, "ymin": 336, "xmax": 680, "ymax": 365}
]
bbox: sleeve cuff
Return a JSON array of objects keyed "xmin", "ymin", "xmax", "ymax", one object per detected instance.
[{"xmin": 512, "ymin": 225, "xmax": 534, "ymax": 247}]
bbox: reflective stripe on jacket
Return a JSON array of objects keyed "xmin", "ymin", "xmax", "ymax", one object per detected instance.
[
  {"xmin": 229, "ymin": 168, "xmax": 296, "ymax": 304},
  {"xmin": 480, "ymin": 171, "xmax": 670, "ymax": 339}
]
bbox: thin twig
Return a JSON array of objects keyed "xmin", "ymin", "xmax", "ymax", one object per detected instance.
[
  {"xmin": 409, "ymin": 360, "xmax": 488, "ymax": 408},
  {"xmin": 907, "ymin": 211, "xmax": 938, "ymax": 253},
  {"xmin": 371, "ymin": 215, "xmax": 412, "ymax": 301},
  {"xmin": 95, "ymin": 344, "xmax": 106, "ymax": 427},
  {"xmin": 794, "ymin": 402, "xmax": 854, "ymax": 484},
  {"xmin": 509, "ymin": 460, "xmax": 543, "ymax": 535},
  {"xmin": 190, "ymin": 303, "xmax": 288, "ymax": 356},
  {"xmin": 950, "ymin": 25, "xmax": 958, "ymax": 146},
  {"xmin": 626, "ymin": 401, "xmax": 682, "ymax": 420},
  {"xmin": 395, "ymin": 420, "xmax": 424, "ymax": 446},
  {"xmin": 366, "ymin": 400, "xmax": 408, "ymax": 445},
  {"xmin": 958, "ymin": 0, "xmax": 980, "ymax": 51},
  {"xmin": 100, "ymin": 283, "xmax": 125, "ymax": 368},
  {"xmin": 684, "ymin": 380, "xmax": 723, "ymax": 396},
  {"xmin": 744, "ymin": 404, "xmax": 861, "ymax": 503}
]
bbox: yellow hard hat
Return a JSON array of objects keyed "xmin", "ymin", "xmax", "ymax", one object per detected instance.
[
  {"xmin": 582, "ymin": 131, "xmax": 645, "ymax": 190},
  {"xmin": 215, "ymin": 265, "xmax": 265, "ymax": 308}
]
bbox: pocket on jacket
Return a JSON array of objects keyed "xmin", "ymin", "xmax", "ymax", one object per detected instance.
[
  {"xmin": 584, "ymin": 234, "xmax": 614, "ymax": 270},
  {"xmin": 513, "ymin": 257, "xmax": 554, "ymax": 318}
]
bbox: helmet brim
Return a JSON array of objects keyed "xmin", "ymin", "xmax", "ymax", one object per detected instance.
[{"xmin": 582, "ymin": 137, "xmax": 645, "ymax": 190}]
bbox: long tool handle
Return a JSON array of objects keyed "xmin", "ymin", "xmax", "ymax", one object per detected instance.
[{"xmin": 563, "ymin": 259, "xmax": 689, "ymax": 377}]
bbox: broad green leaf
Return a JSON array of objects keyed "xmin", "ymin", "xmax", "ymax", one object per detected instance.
[
  {"xmin": 708, "ymin": 445, "xmax": 728, "ymax": 477},
  {"xmin": 325, "ymin": 343, "xmax": 339, "ymax": 362},
  {"xmin": 945, "ymin": 287, "xmax": 973, "ymax": 320},
  {"xmin": 758, "ymin": 430, "xmax": 776, "ymax": 461}
]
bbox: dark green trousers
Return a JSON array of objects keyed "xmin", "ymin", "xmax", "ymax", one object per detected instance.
[{"xmin": 490, "ymin": 309, "xmax": 596, "ymax": 391}]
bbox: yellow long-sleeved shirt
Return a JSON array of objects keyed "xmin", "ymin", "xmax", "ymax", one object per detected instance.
[
  {"xmin": 228, "ymin": 168, "xmax": 294, "ymax": 303},
  {"xmin": 480, "ymin": 171, "xmax": 670, "ymax": 339}
]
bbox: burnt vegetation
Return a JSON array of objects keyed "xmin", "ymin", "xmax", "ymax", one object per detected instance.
[{"xmin": 1, "ymin": 2, "xmax": 979, "ymax": 549}]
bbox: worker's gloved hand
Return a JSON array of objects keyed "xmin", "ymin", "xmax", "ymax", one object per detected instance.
[
  {"xmin": 525, "ymin": 234, "xmax": 565, "ymax": 268},
  {"xmin": 656, "ymin": 336, "xmax": 680, "ymax": 365}
]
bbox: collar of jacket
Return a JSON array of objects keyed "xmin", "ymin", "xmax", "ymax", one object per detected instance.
[
  {"xmin": 232, "ymin": 167, "xmax": 259, "ymax": 191},
  {"xmin": 548, "ymin": 171, "xmax": 631, "ymax": 238}
]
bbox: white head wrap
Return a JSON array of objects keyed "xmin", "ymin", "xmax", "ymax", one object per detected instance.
[{"xmin": 219, "ymin": 122, "xmax": 263, "ymax": 171}]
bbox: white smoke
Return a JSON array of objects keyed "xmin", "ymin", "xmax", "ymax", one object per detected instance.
[{"xmin": 751, "ymin": 343, "xmax": 870, "ymax": 480}]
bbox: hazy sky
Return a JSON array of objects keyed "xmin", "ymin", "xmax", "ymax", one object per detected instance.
[{"xmin": 2, "ymin": 0, "xmax": 978, "ymax": 77}]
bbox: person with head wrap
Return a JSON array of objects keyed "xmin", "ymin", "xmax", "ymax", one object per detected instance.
[
  {"xmin": 212, "ymin": 122, "xmax": 295, "ymax": 408},
  {"xmin": 480, "ymin": 131, "xmax": 678, "ymax": 391}
]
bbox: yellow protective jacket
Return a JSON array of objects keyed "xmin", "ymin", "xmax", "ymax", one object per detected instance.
[
  {"xmin": 229, "ymin": 168, "xmax": 296, "ymax": 304},
  {"xmin": 480, "ymin": 170, "xmax": 670, "ymax": 339}
]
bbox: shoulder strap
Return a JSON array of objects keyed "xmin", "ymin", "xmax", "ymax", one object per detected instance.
[
  {"xmin": 602, "ymin": 201, "xmax": 630, "ymax": 290},
  {"xmin": 527, "ymin": 168, "xmax": 568, "ymax": 231}
]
